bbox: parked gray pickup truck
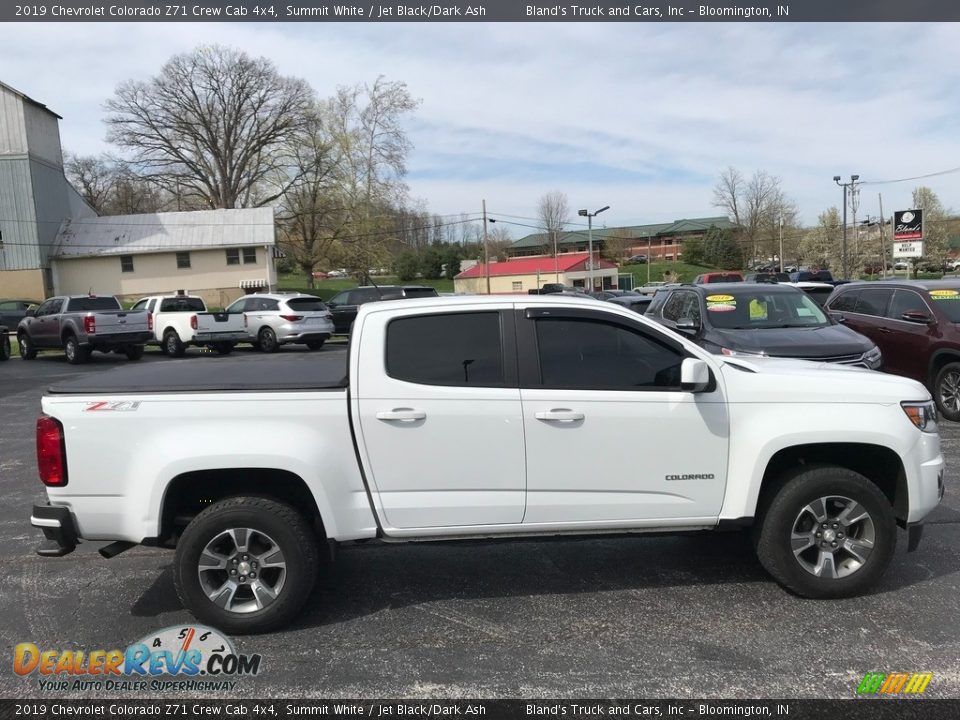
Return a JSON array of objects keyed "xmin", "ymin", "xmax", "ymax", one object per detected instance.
[{"xmin": 17, "ymin": 295, "xmax": 152, "ymax": 364}]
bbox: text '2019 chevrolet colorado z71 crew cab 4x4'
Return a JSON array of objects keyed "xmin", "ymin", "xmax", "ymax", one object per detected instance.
[{"xmin": 31, "ymin": 295, "xmax": 945, "ymax": 633}]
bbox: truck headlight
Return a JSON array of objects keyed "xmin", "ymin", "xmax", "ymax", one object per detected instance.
[
  {"xmin": 863, "ymin": 346, "xmax": 882, "ymax": 369},
  {"xmin": 901, "ymin": 401, "xmax": 938, "ymax": 433}
]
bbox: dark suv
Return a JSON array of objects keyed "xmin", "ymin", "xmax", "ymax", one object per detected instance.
[
  {"xmin": 326, "ymin": 285, "xmax": 439, "ymax": 333},
  {"xmin": 824, "ymin": 280, "xmax": 960, "ymax": 420},
  {"xmin": 645, "ymin": 283, "xmax": 881, "ymax": 368}
]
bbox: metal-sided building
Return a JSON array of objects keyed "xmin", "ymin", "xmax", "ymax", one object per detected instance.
[{"xmin": 0, "ymin": 81, "xmax": 96, "ymax": 299}]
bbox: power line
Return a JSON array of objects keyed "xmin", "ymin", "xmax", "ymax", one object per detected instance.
[{"xmin": 861, "ymin": 166, "xmax": 960, "ymax": 186}]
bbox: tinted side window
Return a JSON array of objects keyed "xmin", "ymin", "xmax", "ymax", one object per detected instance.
[
  {"xmin": 226, "ymin": 298, "xmax": 248, "ymax": 313},
  {"xmin": 888, "ymin": 290, "xmax": 930, "ymax": 319},
  {"xmin": 661, "ymin": 292, "xmax": 685, "ymax": 322},
  {"xmin": 328, "ymin": 292, "xmax": 349, "ymax": 306},
  {"xmin": 854, "ymin": 288, "xmax": 893, "ymax": 317},
  {"xmin": 661, "ymin": 291, "xmax": 700, "ymax": 325},
  {"xmin": 353, "ymin": 289, "xmax": 381, "ymax": 304},
  {"xmin": 828, "ymin": 290, "xmax": 859, "ymax": 312},
  {"xmin": 386, "ymin": 312, "xmax": 504, "ymax": 387},
  {"xmin": 403, "ymin": 287, "xmax": 439, "ymax": 298},
  {"xmin": 534, "ymin": 318, "xmax": 684, "ymax": 390},
  {"xmin": 35, "ymin": 299, "xmax": 56, "ymax": 317}
]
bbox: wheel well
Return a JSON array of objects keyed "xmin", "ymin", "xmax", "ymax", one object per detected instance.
[
  {"xmin": 163, "ymin": 326, "xmax": 179, "ymax": 338},
  {"xmin": 757, "ymin": 443, "xmax": 908, "ymax": 523},
  {"xmin": 159, "ymin": 468, "xmax": 325, "ymax": 545},
  {"xmin": 929, "ymin": 352, "xmax": 960, "ymax": 388}
]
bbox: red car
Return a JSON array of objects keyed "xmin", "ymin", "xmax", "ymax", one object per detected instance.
[
  {"xmin": 824, "ymin": 280, "xmax": 960, "ymax": 420},
  {"xmin": 692, "ymin": 271, "xmax": 744, "ymax": 284}
]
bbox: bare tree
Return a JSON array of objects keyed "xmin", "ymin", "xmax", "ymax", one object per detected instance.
[
  {"xmin": 105, "ymin": 45, "xmax": 315, "ymax": 209},
  {"xmin": 713, "ymin": 167, "xmax": 797, "ymax": 266},
  {"xmin": 912, "ymin": 186, "xmax": 950, "ymax": 267},
  {"xmin": 65, "ymin": 152, "xmax": 167, "ymax": 215},
  {"xmin": 602, "ymin": 228, "xmax": 635, "ymax": 264},
  {"xmin": 537, "ymin": 191, "xmax": 570, "ymax": 256}
]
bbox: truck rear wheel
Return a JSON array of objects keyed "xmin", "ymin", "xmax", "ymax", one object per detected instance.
[
  {"xmin": 164, "ymin": 330, "xmax": 186, "ymax": 357},
  {"xmin": 125, "ymin": 345, "xmax": 145, "ymax": 361},
  {"xmin": 173, "ymin": 496, "xmax": 319, "ymax": 634},
  {"xmin": 64, "ymin": 335, "xmax": 88, "ymax": 365},
  {"xmin": 755, "ymin": 466, "xmax": 895, "ymax": 599},
  {"xmin": 211, "ymin": 342, "xmax": 233, "ymax": 355},
  {"xmin": 18, "ymin": 333, "xmax": 37, "ymax": 360}
]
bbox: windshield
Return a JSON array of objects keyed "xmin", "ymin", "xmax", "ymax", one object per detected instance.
[{"xmin": 705, "ymin": 290, "xmax": 830, "ymax": 329}]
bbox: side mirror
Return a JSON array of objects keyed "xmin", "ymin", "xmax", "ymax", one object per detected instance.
[
  {"xmin": 25, "ymin": 308, "xmax": 36, "ymax": 318},
  {"xmin": 680, "ymin": 357, "xmax": 711, "ymax": 392},
  {"xmin": 675, "ymin": 317, "xmax": 699, "ymax": 334},
  {"xmin": 901, "ymin": 311, "xmax": 935, "ymax": 325}
]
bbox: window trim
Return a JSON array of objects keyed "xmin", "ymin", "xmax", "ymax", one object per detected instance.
[
  {"xmin": 383, "ymin": 309, "xmax": 517, "ymax": 389},
  {"xmin": 225, "ymin": 248, "xmax": 240, "ymax": 266},
  {"xmin": 176, "ymin": 251, "xmax": 191, "ymax": 269},
  {"xmin": 517, "ymin": 306, "xmax": 697, "ymax": 392},
  {"xmin": 242, "ymin": 247, "xmax": 257, "ymax": 264}
]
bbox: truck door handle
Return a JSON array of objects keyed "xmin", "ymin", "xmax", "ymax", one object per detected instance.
[
  {"xmin": 376, "ymin": 409, "xmax": 426, "ymax": 422},
  {"xmin": 878, "ymin": 327, "xmax": 892, "ymax": 333},
  {"xmin": 535, "ymin": 409, "xmax": 585, "ymax": 422}
]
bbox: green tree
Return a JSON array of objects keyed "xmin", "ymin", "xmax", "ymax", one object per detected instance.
[
  {"xmin": 442, "ymin": 245, "xmax": 463, "ymax": 279},
  {"xmin": 420, "ymin": 246, "xmax": 444, "ymax": 279},
  {"xmin": 394, "ymin": 250, "xmax": 420, "ymax": 281},
  {"xmin": 912, "ymin": 186, "xmax": 950, "ymax": 269},
  {"xmin": 682, "ymin": 236, "xmax": 706, "ymax": 266}
]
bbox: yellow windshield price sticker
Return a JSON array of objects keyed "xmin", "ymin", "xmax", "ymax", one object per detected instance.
[
  {"xmin": 929, "ymin": 289, "xmax": 959, "ymax": 299},
  {"xmin": 706, "ymin": 294, "xmax": 735, "ymax": 302}
]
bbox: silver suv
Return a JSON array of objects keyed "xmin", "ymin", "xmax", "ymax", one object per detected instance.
[{"xmin": 224, "ymin": 293, "xmax": 335, "ymax": 352}]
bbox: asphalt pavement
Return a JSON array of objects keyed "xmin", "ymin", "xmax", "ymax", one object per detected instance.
[{"xmin": 1, "ymin": 346, "xmax": 958, "ymax": 700}]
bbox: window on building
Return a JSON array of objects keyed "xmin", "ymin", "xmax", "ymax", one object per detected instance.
[
  {"xmin": 226, "ymin": 248, "xmax": 240, "ymax": 265},
  {"xmin": 176, "ymin": 252, "xmax": 191, "ymax": 269},
  {"xmin": 242, "ymin": 247, "xmax": 257, "ymax": 264},
  {"xmin": 386, "ymin": 312, "xmax": 504, "ymax": 387},
  {"xmin": 512, "ymin": 281, "xmax": 523, "ymax": 292},
  {"xmin": 120, "ymin": 255, "xmax": 134, "ymax": 273}
]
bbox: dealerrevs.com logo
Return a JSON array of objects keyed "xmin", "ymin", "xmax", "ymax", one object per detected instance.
[{"xmin": 14, "ymin": 625, "xmax": 262, "ymax": 692}]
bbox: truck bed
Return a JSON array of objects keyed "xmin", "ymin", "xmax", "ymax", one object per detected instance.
[{"xmin": 48, "ymin": 352, "xmax": 349, "ymax": 395}]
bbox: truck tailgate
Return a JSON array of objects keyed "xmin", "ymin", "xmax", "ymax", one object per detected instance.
[
  {"xmin": 90, "ymin": 311, "xmax": 150, "ymax": 335},
  {"xmin": 194, "ymin": 312, "xmax": 247, "ymax": 340}
]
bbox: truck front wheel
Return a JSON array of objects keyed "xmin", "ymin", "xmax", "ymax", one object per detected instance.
[
  {"xmin": 755, "ymin": 466, "xmax": 895, "ymax": 599},
  {"xmin": 174, "ymin": 496, "xmax": 319, "ymax": 634},
  {"xmin": 18, "ymin": 333, "xmax": 37, "ymax": 360}
]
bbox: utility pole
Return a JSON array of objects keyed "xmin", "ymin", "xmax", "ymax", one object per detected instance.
[
  {"xmin": 851, "ymin": 182, "xmax": 860, "ymax": 273},
  {"xmin": 482, "ymin": 199, "xmax": 490, "ymax": 295},
  {"xmin": 778, "ymin": 215, "xmax": 784, "ymax": 273},
  {"xmin": 878, "ymin": 193, "xmax": 887, "ymax": 278},
  {"xmin": 833, "ymin": 174, "xmax": 859, "ymax": 279}
]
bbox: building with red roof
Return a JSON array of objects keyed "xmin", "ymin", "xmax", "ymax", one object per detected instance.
[{"xmin": 454, "ymin": 252, "xmax": 618, "ymax": 294}]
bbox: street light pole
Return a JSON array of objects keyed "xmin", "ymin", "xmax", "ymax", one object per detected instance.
[
  {"xmin": 578, "ymin": 205, "xmax": 610, "ymax": 291},
  {"xmin": 833, "ymin": 174, "xmax": 859, "ymax": 279},
  {"xmin": 778, "ymin": 216, "xmax": 784, "ymax": 273}
]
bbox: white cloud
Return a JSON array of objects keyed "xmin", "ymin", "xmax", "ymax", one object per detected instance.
[{"xmin": 2, "ymin": 22, "xmax": 959, "ymax": 224}]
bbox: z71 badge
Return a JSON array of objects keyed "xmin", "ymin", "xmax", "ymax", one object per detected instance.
[{"xmin": 85, "ymin": 401, "xmax": 142, "ymax": 412}]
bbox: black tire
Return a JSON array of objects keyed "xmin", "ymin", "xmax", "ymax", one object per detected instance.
[
  {"xmin": 18, "ymin": 332, "xmax": 37, "ymax": 360},
  {"xmin": 0, "ymin": 333, "xmax": 10, "ymax": 361},
  {"xmin": 211, "ymin": 342, "xmax": 234, "ymax": 355},
  {"xmin": 125, "ymin": 345, "xmax": 145, "ymax": 361},
  {"xmin": 258, "ymin": 327, "xmax": 279, "ymax": 353},
  {"xmin": 934, "ymin": 361, "xmax": 960, "ymax": 422},
  {"xmin": 64, "ymin": 335, "xmax": 87, "ymax": 365},
  {"xmin": 305, "ymin": 339, "xmax": 325, "ymax": 350},
  {"xmin": 173, "ymin": 496, "xmax": 319, "ymax": 634},
  {"xmin": 755, "ymin": 465, "xmax": 895, "ymax": 599},
  {"xmin": 163, "ymin": 330, "xmax": 186, "ymax": 358}
]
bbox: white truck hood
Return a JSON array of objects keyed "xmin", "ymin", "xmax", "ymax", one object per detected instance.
[{"xmin": 718, "ymin": 356, "xmax": 931, "ymax": 405}]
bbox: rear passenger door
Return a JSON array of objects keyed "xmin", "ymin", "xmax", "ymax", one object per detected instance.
[{"xmin": 355, "ymin": 308, "xmax": 526, "ymax": 530}]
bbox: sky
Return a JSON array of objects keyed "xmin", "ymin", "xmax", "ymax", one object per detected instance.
[{"xmin": 2, "ymin": 22, "xmax": 960, "ymax": 235}]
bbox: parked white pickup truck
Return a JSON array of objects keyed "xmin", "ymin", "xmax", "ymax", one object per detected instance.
[
  {"xmin": 129, "ymin": 294, "xmax": 226, "ymax": 357},
  {"xmin": 31, "ymin": 296, "xmax": 945, "ymax": 633}
]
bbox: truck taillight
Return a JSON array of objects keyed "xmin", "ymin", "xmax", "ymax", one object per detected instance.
[
  {"xmin": 147, "ymin": 312, "xmax": 153, "ymax": 331},
  {"xmin": 190, "ymin": 314, "xmax": 198, "ymax": 330},
  {"xmin": 36, "ymin": 416, "xmax": 67, "ymax": 487},
  {"xmin": 280, "ymin": 314, "xmax": 303, "ymax": 322},
  {"xmin": 84, "ymin": 316, "xmax": 95, "ymax": 335}
]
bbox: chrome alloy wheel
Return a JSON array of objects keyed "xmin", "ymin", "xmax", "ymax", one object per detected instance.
[
  {"xmin": 197, "ymin": 528, "xmax": 287, "ymax": 613},
  {"xmin": 790, "ymin": 496, "xmax": 876, "ymax": 579},
  {"xmin": 939, "ymin": 369, "xmax": 960, "ymax": 414}
]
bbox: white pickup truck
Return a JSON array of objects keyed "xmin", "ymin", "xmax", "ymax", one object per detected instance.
[
  {"xmin": 129, "ymin": 294, "xmax": 229, "ymax": 357},
  {"xmin": 31, "ymin": 296, "xmax": 945, "ymax": 633}
]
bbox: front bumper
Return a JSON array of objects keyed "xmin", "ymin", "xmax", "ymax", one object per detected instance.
[{"xmin": 31, "ymin": 504, "xmax": 78, "ymax": 557}]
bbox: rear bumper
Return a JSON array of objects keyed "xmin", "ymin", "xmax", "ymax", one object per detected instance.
[
  {"xmin": 279, "ymin": 331, "xmax": 332, "ymax": 344},
  {"xmin": 84, "ymin": 331, "xmax": 153, "ymax": 348},
  {"xmin": 31, "ymin": 504, "xmax": 78, "ymax": 557}
]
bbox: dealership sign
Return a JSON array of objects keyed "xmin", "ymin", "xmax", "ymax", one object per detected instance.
[
  {"xmin": 893, "ymin": 209, "xmax": 924, "ymax": 258},
  {"xmin": 894, "ymin": 209, "xmax": 923, "ymax": 240}
]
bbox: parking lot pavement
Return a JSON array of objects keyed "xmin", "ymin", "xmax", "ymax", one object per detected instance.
[{"xmin": 1, "ymin": 350, "xmax": 958, "ymax": 699}]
